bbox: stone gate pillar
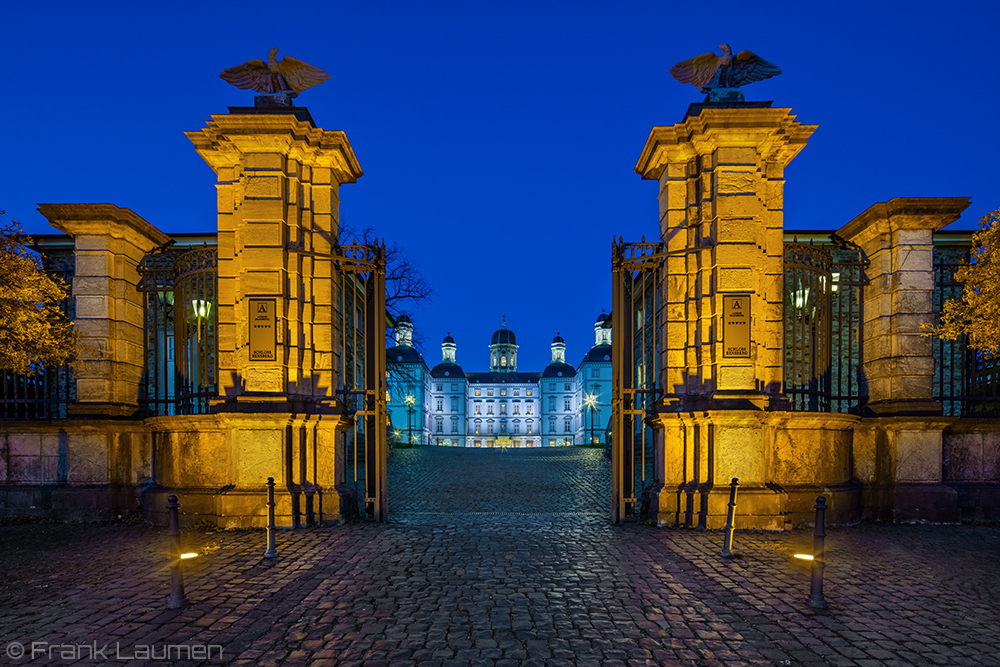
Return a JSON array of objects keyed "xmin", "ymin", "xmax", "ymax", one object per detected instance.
[
  {"xmin": 37, "ymin": 204, "xmax": 171, "ymax": 417},
  {"xmin": 155, "ymin": 105, "xmax": 366, "ymax": 526},
  {"xmin": 838, "ymin": 197, "xmax": 969, "ymax": 522},
  {"xmin": 635, "ymin": 104, "xmax": 816, "ymax": 529}
]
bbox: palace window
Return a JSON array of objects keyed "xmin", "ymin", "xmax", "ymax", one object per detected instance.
[
  {"xmin": 488, "ymin": 424, "xmax": 494, "ymax": 434},
  {"xmin": 565, "ymin": 420, "xmax": 572, "ymax": 433},
  {"xmin": 451, "ymin": 420, "xmax": 459, "ymax": 433},
  {"xmin": 450, "ymin": 396, "xmax": 458, "ymax": 412},
  {"xmin": 549, "ymin": 420, "xmax": 556, "ymax": 433},
  {"xmin": 526, "ymin": 404, "xmax": 532, "ymax": 415},
  {"xmin": 513, "ymin": 404, "xmax": 519, "ymax": 415},
  {"xmin": 514, "ymin": 389, "xmax": 519, "ymax": 396},
  {"xmin": 591, "ymin": 368, "xmax": 600, "ymax": 378},
  {"xmin": 436, "ymin": 421, "xmax": 443, "ymax": 433},
  {"xmin": 514, "ymin": 423, "xmax": 520, "ymax": 434},
  {"xmin": 526, "ymin": 390, "xmax": 532, "ymax": 396},
  {"xmin": 500, "ymin": 423, "xmax": 506, "ymax": 434},
  {"xmin": 565, "ymin": 384, "xmax": 571, "ymax": 391},
  {"xmin": 500, "ymin": 404, "xmax": 507, "ymax": 415},
  {"xmin": 549, "ymin": 383, "xmax": 556, "ymax": 391},
  {"xmin": 487, "ymin": 404, "xmax": 494, "ymax": 415},
  {"xmin": 436, "ymin": 384, "xmax": 443, "ymax": 391},
  {"xmin": 475, "ymin": 389, "xmax": 481, "ymax": 396},
  {"xmin": 436, "ymin": 399, "xmax": 443, "ymax": 411},
  {"xmin": 565, "ymin": 398, "xmax": 571, "ymax": 411},
  {"xmin": 488, "ymin": 389, "xmax": 494, "ymax": 396},
  {"xmin": 475, "ymin": 424, "xmax": 481, "ymax": 434},
  {"xmin": 526, "ymin": 423, "xmax": 532, "ymax": 434},
  {"xmin": 548, "ymin": 396, "xmax": 555, "ymax": 411}
]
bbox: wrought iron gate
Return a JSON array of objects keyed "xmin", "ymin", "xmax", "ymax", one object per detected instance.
[
  {"xmin": 611, "ymin": 238, "xmax": 664, "ymax": 523},
  {"xmin": 337, "ymin": 242, "xmax": 389, "ymax": 521}
]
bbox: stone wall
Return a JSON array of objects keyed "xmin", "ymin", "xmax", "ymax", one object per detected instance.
[{"xmin": 0, "ymin": 423, "xmax": 151, "ymax": 520}]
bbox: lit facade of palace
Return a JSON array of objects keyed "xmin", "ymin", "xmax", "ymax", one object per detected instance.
[{"xmin": 386, "ymin": 316, "xmax": 613, "ymax": 447}]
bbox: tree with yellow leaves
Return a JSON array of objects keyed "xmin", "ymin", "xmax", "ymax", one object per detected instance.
[
  {"xmin": 927, "ymin": 209, "xmax": 1000, "ymax": 356},
  {"xmin": 0, "ymin": 212, "xmax": 77, "ymax": 374}
]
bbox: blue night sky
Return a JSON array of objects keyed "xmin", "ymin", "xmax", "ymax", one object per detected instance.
[{"xmin": 3, "ymin": 1, "xmax": 998, "ymax": 373}]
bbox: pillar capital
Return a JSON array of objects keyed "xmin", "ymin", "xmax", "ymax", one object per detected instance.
[
  {"xmin": 186, "ymin": 113, "xmax": 363, "ymax": 184},
  {"xmin": 634, "ymin": 106, "xmax": 817, "ymax": 181},
  {"xmin": 838, "ymin": 197, "xmax": 971, "ymax": 245}
]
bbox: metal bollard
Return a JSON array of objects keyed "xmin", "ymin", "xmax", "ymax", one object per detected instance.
[
  {"xmin": 720, "ymin": 478, "xmax": 739, "ymax": 558},
  {"xmin": 807, "ymin": 495, "xmax": 828, "ymax": 609},
  {"xmin": 167, "ymin": 495, "xmax": 189, "ymax": 609},
  {"xmin": 264, "ymin": 477, "xmax": 278, "ymax": 559}
]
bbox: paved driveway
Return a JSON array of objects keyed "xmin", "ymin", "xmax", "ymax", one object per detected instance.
[{"xmin": 0, "ymin": 446, "xmax": 998, "ymax": 666}]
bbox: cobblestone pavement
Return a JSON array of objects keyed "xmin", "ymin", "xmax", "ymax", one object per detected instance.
[{"xmin": 0, "ymin": 446, "xmax": 998, "ymax": 666}]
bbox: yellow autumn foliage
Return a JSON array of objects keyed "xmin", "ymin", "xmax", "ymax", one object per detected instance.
[
  {"xmin": 0, "ymin": 214, "xmax": 77, "ymax": 374},
  {"xmin": 926, "ymin": 209, "xmax": 1000, "ymax": 357}
]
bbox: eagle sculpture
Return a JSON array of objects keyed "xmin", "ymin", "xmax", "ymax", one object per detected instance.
[
  {"xmin": 669, "ymin": 44, "xmax": 780, "ymax": 101},
  {"xmin": 220, "ymin": 49, "xmax": 330, "ymax": 96}
]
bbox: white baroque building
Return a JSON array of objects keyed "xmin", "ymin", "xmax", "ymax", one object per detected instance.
[{"xmin": 386, "ymin": 315, "xmax": 613, "ymax": 447}]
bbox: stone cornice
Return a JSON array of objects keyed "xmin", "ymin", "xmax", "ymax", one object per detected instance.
[
  {"xmin": 837, "ymin": 197, "xmax": 972, "ymax": 244},
  {"xmin": 186, "ymin": 114, "xmax": 364, "ymax": 184},
  {"xmin": 634, "ymin": 108, "xmax": 817, "ymax": 180},
  {"xmin": 37, "ymin": 203, "xmax": 171, "ymax": 250}
]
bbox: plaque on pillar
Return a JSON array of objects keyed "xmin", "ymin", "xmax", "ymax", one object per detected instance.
[
  {"xmin": 249, "ymin": 299, "xmax": 276, "ymax": 362},
  {"xmin": 723, "ymin": 296, "xmax": 751, "ymax": 358}
]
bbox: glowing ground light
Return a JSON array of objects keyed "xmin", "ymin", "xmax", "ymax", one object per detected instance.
[
  {"xmin": 180, "ymin": 552, "xmax": 199, "ymax": 559},
  {"xmin": 794, "ymin": 554, "xmax": 814, "ymax": 561}
]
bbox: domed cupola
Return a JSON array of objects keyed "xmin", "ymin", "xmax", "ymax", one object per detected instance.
[
  {"xmin": 387, "ymin": 313, "xmax": 425, "ymax": 364},
  {"xmin": 442, "ymin": 332, "xmax": 457, "ymax": 362},
  {"xmin": 394, "ymin": 313, "xmax": 414, "ymax": 346},
  {"xmin": 594, "ymin": 309, "xmax": 611, "ymax": 346},
  {"xmin": 543, "ymin": 332, "xmax": 576, "ymax": 378},
  {"xmin": 551, "ymin": 333, "xmax": 566, "ymax": 363},
  {"xmin": 489, "ymin": 316, "xmax": 518, "ymax": 372},
  {"xmin": 431, "ymin": 332, "xmax": 465, "ymax": 378}
]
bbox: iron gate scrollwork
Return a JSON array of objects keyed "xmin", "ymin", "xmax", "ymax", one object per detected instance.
[
  {"xmin": 782, "ymin": 239, "xmax": 868, "ymax": 414},
  {"xmin": 138, "ymin": 246, "xmax": 218, "ymax": 416},
  {"xmin": 611, "ymin": 237, "xmax": 663, "ymax": 523},
  {"xmin": 336, "ymin": 242, "xmax": 388, "ymax": 521}
]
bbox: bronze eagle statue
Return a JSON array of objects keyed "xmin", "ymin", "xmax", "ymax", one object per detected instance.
[
  {"xmin": 220, "ymin": 49, "xmax": 330, "ymax": 96},
  {"xmin": 669, "ymin": 44, "xmax": 780, "ymax": 101}
]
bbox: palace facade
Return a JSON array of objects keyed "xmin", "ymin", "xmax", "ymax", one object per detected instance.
[{"xmin": 386, "ymin": 315, "xmax": 613, "ymax": 447}]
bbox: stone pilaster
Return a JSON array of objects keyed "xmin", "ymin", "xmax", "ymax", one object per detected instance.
[
  {"xmin": 38, "ymin": 204, "xmax": 170, "ymax": 417},
  {"xmin": 839, "ymin": 197, "xmax": 970, "ymax": 522},
  {"xmin": 636, "ymin": 105, "xmax": 816, "ymax": 528},
  {"xmin": 186, "ymin": 110, "xmax": 363, "ymax": 410},
  {"xmin": 838, "ymin": 197, "xmax": 970, "ymax": 415}
]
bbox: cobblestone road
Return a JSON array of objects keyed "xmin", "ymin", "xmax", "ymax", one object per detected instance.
[{"xmin": 0, "ymin": 446, "xmax": 998, "ymax": 666}]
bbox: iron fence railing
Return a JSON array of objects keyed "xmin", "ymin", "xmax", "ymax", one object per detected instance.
[
  {"xmin": 782, "ymin": 239, "xmax": 868, "ymax": 414},
  {"xmin": 1, "ymin": 249, "xmax": 75, "ymax": 420},
  {"xmin": 932, "ymin": 243, "xmax": 1000, "ymax": 417}
]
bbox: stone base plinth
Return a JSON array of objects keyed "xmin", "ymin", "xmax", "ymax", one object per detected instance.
[
  {"xmin": 142, "ymin": 486, "xmax": 333, "ymax": 529},
  {"xmin": 946, "ymin": 481, "xmax": 1000, "ymax": 521},
  {"xmin": 861, "ymin": 482, "xmax": 961, "ymax": 523}
]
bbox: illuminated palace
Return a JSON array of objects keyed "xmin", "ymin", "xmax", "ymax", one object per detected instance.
[{"xmin": 386, "ymin": 315, "xmax": 612, "ymax": 448}]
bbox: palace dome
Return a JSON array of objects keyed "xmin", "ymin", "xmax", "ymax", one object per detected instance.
[{"xmin": 491, "ymin": 327, "xmax": 516, "ymax": 345}]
